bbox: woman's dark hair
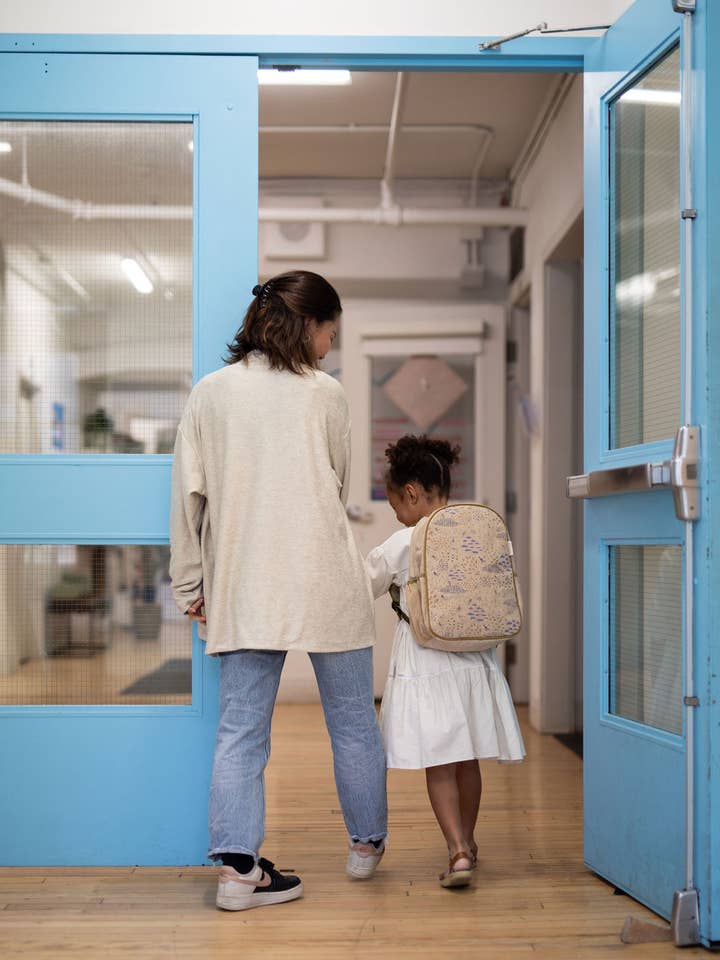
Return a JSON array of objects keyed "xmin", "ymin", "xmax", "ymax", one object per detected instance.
[
  {"xmin": 385, "ymin": 434, "xmax": 461, "ymax": 499},
  {"xmin": 226, "ymin": 270, "xmax": 342, "ymax": 374}
]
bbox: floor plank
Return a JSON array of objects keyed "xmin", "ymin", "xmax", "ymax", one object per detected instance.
[{"xmin": 0, "ymin": 704, "xmax": 706, "ymax": 958}]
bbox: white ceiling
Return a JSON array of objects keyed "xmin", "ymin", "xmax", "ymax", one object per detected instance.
[
  {"xmin": 0, "ymin": 71, "xmax": 562, "ymax": 193},
  {"xmin": 259, "ymin": 71, "xmax": 560, "ymax": 180}
]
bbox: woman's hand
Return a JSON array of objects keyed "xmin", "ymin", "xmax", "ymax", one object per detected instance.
[{"xmin": 186, "ymin": 597, "xmax": 206, "ymax": 623}]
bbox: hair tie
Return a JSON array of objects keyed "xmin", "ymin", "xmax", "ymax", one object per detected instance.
[
  {"xmin": 428, "ymin": 453, "xmax": 446, "ymax": 488},
  {"xmin": 252, "ymin": 284, "xmax": 263, "ymax": 297}
]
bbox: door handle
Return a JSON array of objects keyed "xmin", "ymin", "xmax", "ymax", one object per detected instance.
[{"xmin": 566, "ymin": 426, "xmax": 700, "ymax": 521}]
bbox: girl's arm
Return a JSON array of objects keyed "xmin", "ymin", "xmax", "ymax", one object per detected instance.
[{"xmin": 365, "ymin": 545, "xmax": 395, "ymax": 600}]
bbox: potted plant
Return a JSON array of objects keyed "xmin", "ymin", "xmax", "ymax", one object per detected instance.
[{"xmin": 83, "ymin": 407, "xmax": 114, "ymax": 452}]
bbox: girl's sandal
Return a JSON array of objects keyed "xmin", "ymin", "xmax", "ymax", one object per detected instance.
[
  {"xmin": 469, "ymin": 841, "xmax": 478, "ymax": 869},
  {"xmin": 439, "ymin": 851, "xmax": 473, "ymax": 888}
]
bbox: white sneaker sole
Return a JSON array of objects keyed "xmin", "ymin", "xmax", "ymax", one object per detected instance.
[
  {"xmin": 346, "ymin": 854, "xmax": 384, "ymax": 880},
  {"xmin": 216, "ymin": 881, "xmax": 304, "ymax": 911}
]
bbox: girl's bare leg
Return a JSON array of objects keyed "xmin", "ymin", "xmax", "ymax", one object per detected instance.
[
  {"xmin": 425, "ymin": 763, "xmax": 472, "ymax": 870},
  {"xmin": 456, "ymin": 759, "xmax": 482, "ymax": 859}
]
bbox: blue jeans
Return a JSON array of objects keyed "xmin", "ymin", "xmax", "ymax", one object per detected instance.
[{"xmin": 207, "ymin": 646, "xmax": 387, "ymax": 862}]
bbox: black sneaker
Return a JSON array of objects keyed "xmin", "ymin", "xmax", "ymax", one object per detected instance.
[{"xmin": 216, "ymin": 857, "xmax": 303, "ymax": 911}]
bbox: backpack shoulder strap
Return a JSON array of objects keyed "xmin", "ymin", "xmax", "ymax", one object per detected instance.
[{"xmin": 389, "ymin": 583, "xmax": 410, "ymax": 624}]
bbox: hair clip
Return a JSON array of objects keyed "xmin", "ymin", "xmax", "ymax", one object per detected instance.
[{"xmin": 252, "ymin": 281, "xmax": 274, "ymax": 306}]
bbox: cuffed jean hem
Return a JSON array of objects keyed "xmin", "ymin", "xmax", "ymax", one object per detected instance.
[
  {"xmin": 207, "ymin": 844, "xmax": 258, "ymax": 864},
  {"xmin": 351, "ymin": 832, "xmax": 388, "ymax": 844}
]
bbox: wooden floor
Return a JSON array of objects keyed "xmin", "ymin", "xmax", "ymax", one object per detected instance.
[
  {"xmin": 0, "ymin": 624, "xmax": 192, "ymax": 706},
  {"xmin": 0, "ymin": 705, "xmax": 706, "ymax": 959}
]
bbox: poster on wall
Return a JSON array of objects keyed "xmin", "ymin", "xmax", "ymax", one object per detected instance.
[{"xmin": 370, "ymin": 355, "xmax": 475, "ymax": 501}]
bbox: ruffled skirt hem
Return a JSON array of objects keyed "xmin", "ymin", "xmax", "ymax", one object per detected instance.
[{"xmin": 379, "ymin": 626, "xmax": 526, "ymax": 770}]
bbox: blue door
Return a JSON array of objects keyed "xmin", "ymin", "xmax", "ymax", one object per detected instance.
[
  {"xmin": 581, "ymin": 0, "xmax": 712, "ymax": 938},
  {"xmin": 0, "ymin": 53, "xmax": 258, "ymax": 864}
]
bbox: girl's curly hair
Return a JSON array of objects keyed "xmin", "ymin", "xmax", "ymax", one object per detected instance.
[{"xmin": 385, "ymin": 434, "xmax": 461, "ymax": 498}]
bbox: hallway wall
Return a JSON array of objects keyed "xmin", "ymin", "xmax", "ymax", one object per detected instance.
[{"xmin": 513, "ymin": 76, "xmax": 584, "ymax": 732}]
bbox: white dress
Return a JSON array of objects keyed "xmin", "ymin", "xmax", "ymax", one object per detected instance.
[{"xmin": 366, "ymin": 527, "xmax": 526, "ymax": 770}]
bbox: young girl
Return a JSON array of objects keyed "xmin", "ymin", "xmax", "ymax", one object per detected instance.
[{"xmin": 366, "ymin": 435, "xmax": 525, "ymax": 887}]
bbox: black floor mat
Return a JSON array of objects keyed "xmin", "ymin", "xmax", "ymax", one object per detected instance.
[
  {"xmin": 554, "ymin": 732, "xmax": 583, "ymax": 759},
  {"xmin": 121, "ymin": 658, "xmax": 192, "ymax": 696}
]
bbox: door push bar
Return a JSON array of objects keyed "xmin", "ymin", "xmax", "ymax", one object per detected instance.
[{"xmin": 566, "ymin": 426, "xmax": 700, "ymax": 521}]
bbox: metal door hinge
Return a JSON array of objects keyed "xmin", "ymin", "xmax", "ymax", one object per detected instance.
[
  {"xmin": 681, "ymin": 208, "xmax": 697, "ymax": 219},
  {"xmin": 673, "ymin": 0, "xmax": 696, "ymax": 13},
  {"xmin": 683, "ymin": 696, "xmax": 700, "ymax": 707},
  {"xmin": 566, "ymin": 426, "xmax": 700, "ymax": 521}
]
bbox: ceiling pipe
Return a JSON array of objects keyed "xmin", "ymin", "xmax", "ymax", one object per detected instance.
[
  {"xmin": 380, "ymin": 72, "xmax": 409, "ymax": 210},
  {"xmin": 0, "ymin": 175, "xmax": 526, "ymax": 226},
  {"xmin": 258, "ymin": 205, "xmax": 527, "ymax": 227},
  {"xmin": 0, "ymin": 176, "xmax": 526, "ymax": 228},
  {"xmin": 260, "ymin": 123, "xmax": 489, "ymax": 135},
  {"xmin": 0, "ymin": 176, "xmax": 193, "ymax": 219},
  {"xmin": 469, "ymin": 129, "xmax": 495, "ymax": 207},
  {"xmin": 510, "ymin": 73, "xmax": 575, "ymax": 205},
  {"xmin": 262, "ymin": 121, "xmax": 495, "ymax": 207}
]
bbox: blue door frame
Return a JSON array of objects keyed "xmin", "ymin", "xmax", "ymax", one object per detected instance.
[
  {"xmin": 1, "ymin": 4, "xmax": 718, "ymax": 946},
  {"xmin": 0, "ymin": 52, "xmax": 258, "ymax": 865}
]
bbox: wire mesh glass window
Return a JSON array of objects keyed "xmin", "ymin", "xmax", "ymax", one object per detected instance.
[
  {"xmin": 609, "ymin": 544, "xmax": 682, "ymax": 735},
  {"xmin": 609, "ymin": 46, "xmax": 681, "ymax": 449},
  {"xmin": 0, "ymin": 121, "xmax": 192, "ymax": 454},
  {"xmin": 0, "ymin": 544, "xmax": 192, "ymax": 705}
]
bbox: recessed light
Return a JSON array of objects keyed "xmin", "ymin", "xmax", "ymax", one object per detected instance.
[
  {"xmin": 0, "ymin": 142, "xmax": 12, "ymax": 154},
  {"xmin": 188, "ymin": 140, "xmax": 194, "ymax": 152}
]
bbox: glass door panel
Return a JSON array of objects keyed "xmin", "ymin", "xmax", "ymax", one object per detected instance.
[
  {"xmin": 610, "ymin": 47, "xmax": 681, "ymax": 449},
  {"xmin": 609, "ymin": 544, "xmax": 682, "ymax": 735},
  {"xmin": 0, "ymin": 544, "xmax": 192, "ymax": 706},
  {"xmin": 0, "ymin": 120, "xmax": 193, "ymax": 455}
]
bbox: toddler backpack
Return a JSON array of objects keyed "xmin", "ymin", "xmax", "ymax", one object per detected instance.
[{"xmin": 391, "ymin": 503, "xmax": 523, "ymax": 653}]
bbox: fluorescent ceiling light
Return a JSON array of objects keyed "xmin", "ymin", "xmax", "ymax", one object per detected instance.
[
  {"xmin": 620, "ymin": 89, "xmax": 680, "ymax": 106},
  {"xmin": 57, "ymin": 266, "xmax": 90, "ymax": 300},
  {"xmin": 258, "ymin": 69, "xmax": 352, "ymax": 86},
  {"xmin": 0, "ymin": 142, "xmax": 12, "ymax": 153},
  {"xmin": 121, "ymin": 258, "xmax": 154, "ymax": 295}
]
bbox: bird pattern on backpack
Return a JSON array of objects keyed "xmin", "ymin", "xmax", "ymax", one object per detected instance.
[{"xmin": 405, "ymin": 503, "xmax": 523, "ymax": 651}]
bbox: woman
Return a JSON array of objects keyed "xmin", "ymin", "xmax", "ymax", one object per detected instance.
[{"xmin": 169, "ymin": 270, "xmax": 387, "ymax": 912}]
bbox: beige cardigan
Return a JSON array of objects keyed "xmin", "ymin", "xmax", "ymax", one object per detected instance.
[{"xmin": 169, "ymin": 354, "xmax": 375, "ymax": 655}]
